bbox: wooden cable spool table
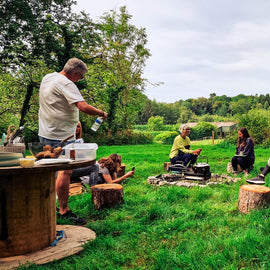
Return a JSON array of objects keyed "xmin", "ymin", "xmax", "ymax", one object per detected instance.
[{"xmin": 0, "ymin": 159, "xmax": 96, "ymax": 259}]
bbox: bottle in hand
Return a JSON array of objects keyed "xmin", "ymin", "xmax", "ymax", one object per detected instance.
[{"xmin": 91, "ymin": 116, "xmax": 103, "ymax": 132}]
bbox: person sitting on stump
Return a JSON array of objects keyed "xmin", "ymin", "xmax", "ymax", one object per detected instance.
[
  {"xmin": 169, "ymin": 125, "xmax": 202, "ymax": 170},
  {"xmin": 90, "ymin": 154, "xmax": 135, "ymax": 186},
  {"xmin": 246, "ymin": 159, "xmax": 270, "ymax": 185},
  {"xmin": 231, "ymin": 127, "xmax": 255, "ymax": 176}
]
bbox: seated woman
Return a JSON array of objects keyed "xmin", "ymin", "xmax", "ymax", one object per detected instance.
[
  {"xmin": 231, "ymin": 127, "xmax": 255, "ymax": 176},
  {"xmin": 70, "ymin": 122, "xmax": 134, "ymax": 186},
  {"xmin": 169, "ymin": 125, "xmax": 202, "ymax": 169},
  {"xmin": 89, "ymin": 153, "xmax": 135, "ymax": 186}
]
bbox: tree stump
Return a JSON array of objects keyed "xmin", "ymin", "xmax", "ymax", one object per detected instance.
[
  {"xmin": 69, "ymin": 183, "xmax": 83, "ymax": 196},
  {"xmin": 91, "ymin": 184, "xmax": 124, "ymax": 210},
  {"xmin": 164, "ymin": 162, "xmax": 171, "ymax": 171},
  {"xmin": 238, "ymin": 184, "xmax": 270, "ymax": 213}
]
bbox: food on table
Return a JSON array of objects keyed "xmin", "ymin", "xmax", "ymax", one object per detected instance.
[
  {"xmin": 19, "ymin": 158, "xmax": 35, "ymax": 168},
  {"xmin": 35, "ymin": 145, "xmax": 63, "ymax": 159}
]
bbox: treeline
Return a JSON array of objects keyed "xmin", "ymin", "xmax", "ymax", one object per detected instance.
[{"xmin": 137, "ymin": 93, "xmax": 270, "ymax": 125}]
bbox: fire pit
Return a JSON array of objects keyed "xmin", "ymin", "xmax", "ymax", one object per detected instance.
[{"xmin": 147, "ymin": 173, "xmax": 241, "ymax": 188}]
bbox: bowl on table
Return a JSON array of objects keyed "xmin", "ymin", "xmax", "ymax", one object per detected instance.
[{"xmin": 28, "ymin": 142, "xmax": 63, "ymax": 160}]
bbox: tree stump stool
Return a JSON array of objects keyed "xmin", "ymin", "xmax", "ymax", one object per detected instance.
[
  {"xmin": 91, "ymin": 184, "xmax": 124, "ymax": 210},
  {"xmin": 69, "ymin": 183, "xmax": 83, "ymax": 196},
  {"xmin": 238, "ymin": 185, "xmax": 270, "ymax": 214},
  {"xmin": 164, "ymin": 162, "xmax": 171, "ymax": 171}
]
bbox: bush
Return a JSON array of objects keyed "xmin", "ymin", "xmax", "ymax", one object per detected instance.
[
  {"xmin": 147, "ymin": 116, "xmax": 164, "ymax": 131},
  {"xmin": 133, "ymin": 125, "xmax": 148, "ymax": 131},
  {"xmin": 154, "ymin": 131, "xmax": 178, "ymax": 145},
  {"xmin": 189, "ymin": 122, "xmax": 218, "ymax": 140},
  {"xmin": 238, "ymin": 109, "xmax": 270, "ymax": 144},
  {"xmin": 85, "ymin": 130, "xmax": 154, "ymax": 145}
]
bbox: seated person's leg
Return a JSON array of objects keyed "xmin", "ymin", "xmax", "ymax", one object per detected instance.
[
  {"xmin": 231, "ymin": 156, "xmax": 238, "ymax": 172},
  {"xmin": 71, "ymin": 166, "xmax": 93, "ymax": 183},
  {"xmin": 187, "ymin": 154, "xmax": 198, "ymax": 167},
  {"xmin": 71, "ymin": 164, "xmax": 99, "ymax": 186},
  {"xmin": 88, "ymin": 163, "xmax": 99, "ymax": 186},
  {"xmin": 170, "ymin": 154, "xmax": 185, "ymax": 164},
  {"xmin": 261, "ymin": 158, "xmax": 270, "ymax": 176},
  {"xmin": 246, "ymin": 158, "xmax": 270, "ymax": 185},
  {"xmin": 237, "ymin": 157, "xmax": 248, "ymax": 171}
]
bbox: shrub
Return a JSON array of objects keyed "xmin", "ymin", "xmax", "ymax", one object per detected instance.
[
  {"xmin": 189, "ymin": 122, "xmax": 218, "ymax": 140},
  {"xmin": 85, "ymin": 130, "xmax": 154, "ymax": 145},
  {"xmin": 132, "ymin": 125, "xmax": 148, "ymax": 131},
  {"xmin": 154, "ymin": 131, "xmax": 178, "ymax": 145},
  {"xmin": 238, "ymin": 109, "xmax": 270, "ymax": 144},
  {"xmin": 147, "ymin": 116, "xmax": 164, "ymax": 131}
]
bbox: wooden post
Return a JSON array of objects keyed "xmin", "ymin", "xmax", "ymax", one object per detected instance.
[
  {"xmin": 164, "ymin": 162, "xmax": 171, "ymax": 171},
  {"xmin": 91, "ymin": 184, "xmax": 124, "ymax": 210},
  {"xmin": 238, "ymin": 185, "xmax": 270, "ymax": 214},
  {"xmin": 212, "ymin": 130, "xmax": 215, "ymax": 144}
]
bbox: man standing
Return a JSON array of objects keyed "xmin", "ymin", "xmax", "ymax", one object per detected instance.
[
  {"xmin": 169, "ymin": 125, "xmax": 202, "ymax": 169},
  {"xmin": 39, "ymin": 58, "xmax": 107, "ymax": 224}
]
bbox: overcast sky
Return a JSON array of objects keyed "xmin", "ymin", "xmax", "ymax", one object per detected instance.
[{"xmin": 73, "ymin": 0, "xmax": 270, "ymax": 103}]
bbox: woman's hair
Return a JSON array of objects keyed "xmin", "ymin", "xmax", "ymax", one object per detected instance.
[
  {"xmin": 237, "ymin": 127, "xmax": 252, "ymax": 148},
  {"xmin": 63, "ymin": 57, "xmax": 88, "ymax": 75},
  {"xmin": 179, "ymin": 124, "xmax": 190, "ymax": 133},
  {"xmin": 98, "ymin": 154, "xmax": 122, "ymax": 176},
  {"xmin": 76, "ymin": 121, "xmax": 82, "ymax": 139}
]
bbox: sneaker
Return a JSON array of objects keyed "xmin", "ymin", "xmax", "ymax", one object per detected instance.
[
  {"xmin": 58, "ymin": 210, "xmax": 86, "ymax": 225},
  {"xmin": 246, "ymin": 175, "xmax": 265, "ymax": 185}
]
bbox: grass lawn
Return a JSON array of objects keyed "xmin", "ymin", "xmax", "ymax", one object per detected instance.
[{"xmin": 20, "ymin": 141, "xmax": 270, "ymax": 270}]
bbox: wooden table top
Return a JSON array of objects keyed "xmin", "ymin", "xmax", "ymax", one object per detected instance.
[{"xmin": 0, "ymin": 159, "xmax": 96, "ymax": 175}]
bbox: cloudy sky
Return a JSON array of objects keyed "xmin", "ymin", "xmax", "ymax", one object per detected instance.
[{"xmin": 73, "ymin": 0, "xmax": 270, "ymax": 103}]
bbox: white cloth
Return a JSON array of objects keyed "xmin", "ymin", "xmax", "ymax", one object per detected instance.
[{"xmin": 38, "ymin": 72, "xmax": 85, "ymax": 140}]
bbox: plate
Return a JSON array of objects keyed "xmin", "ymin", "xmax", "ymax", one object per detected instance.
[
  {"xmin": 0, "ymin": 152, "xmax": 23, "ymax": 161},
  {"xmin": 0, "ymin": 160, "xmax": 21, "ymax": 167},
  {"xmin": 35, "ymin": 158, "xmax": 73, "ymax": 165}
]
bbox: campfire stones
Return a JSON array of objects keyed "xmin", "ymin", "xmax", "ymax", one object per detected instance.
[{"xmin": 147, "ymin": 173, "xmax": 240, "ymax": 188}]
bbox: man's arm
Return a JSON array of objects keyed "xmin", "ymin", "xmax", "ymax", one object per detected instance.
[{"xmin": 75, "ymin": 101, "xmax": 107, "ymax": 119}]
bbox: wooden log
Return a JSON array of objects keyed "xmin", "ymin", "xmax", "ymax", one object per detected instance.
[
  {"xmin": 91, "ymin": 184, "xmax": 124, "ymax": 210},
  {"xmin": 69, "ymin": 183, "xmax": 83, "ymax": 196},
  {"xmin": 164, "ymin": 162, "xmax": 171, "ymax": 171},
  {"xmin": 238, "ymin": 185, "xmax": 270, "ymax": 214}
]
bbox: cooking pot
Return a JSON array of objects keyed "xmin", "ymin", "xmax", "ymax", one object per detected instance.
[{"xmin": 193, "ymin": 162, "xmax": 210, "ymax": 174}]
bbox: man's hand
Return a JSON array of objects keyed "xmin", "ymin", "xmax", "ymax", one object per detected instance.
[
  {"xmin": 101, "ymin": 111, "xmax": 108, "ymax": 120},
  {"xmin": 193, "ymin": 148, "xmax": 202, "ymax": 155}
]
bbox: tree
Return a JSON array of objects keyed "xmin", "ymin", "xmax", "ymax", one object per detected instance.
[
  {"xmin": 229, "ymin": 99, "xmax": 251, "ymax": 115},
  {"xmin": 91, "ymin": 6, "xmax": 151, "ymax": 130},
  {"xmin": 0, "ymin": 0, "xmax": 100, "ymax": 130}
]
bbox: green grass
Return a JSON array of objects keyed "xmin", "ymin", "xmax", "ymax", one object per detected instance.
[{"xmin": 20, "ymin": 141, "xmax": 270, "ymax": 270}]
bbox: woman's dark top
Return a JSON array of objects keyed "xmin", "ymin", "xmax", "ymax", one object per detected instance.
[{"xmin": 235, "ymin": 137, "xmax": 255, "ymax": 161}]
